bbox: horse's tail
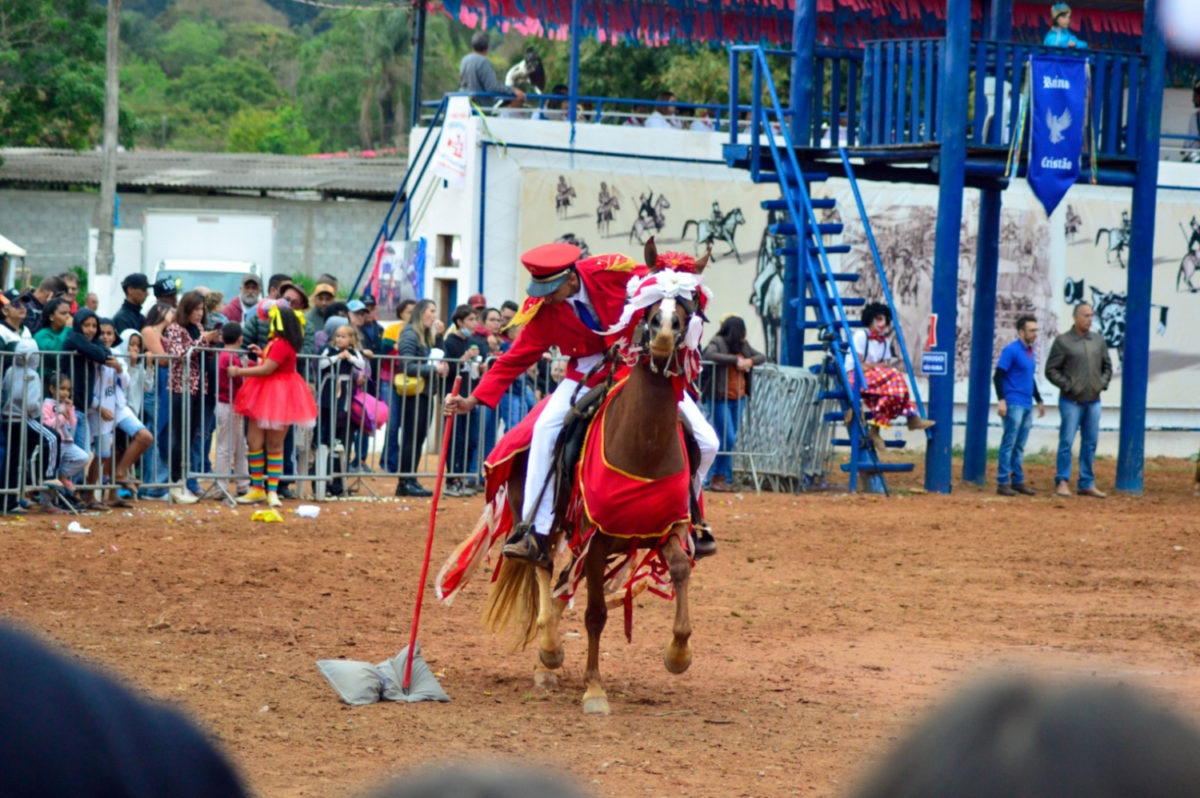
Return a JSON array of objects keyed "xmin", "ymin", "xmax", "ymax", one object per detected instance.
[
  {"xmin": 481, "ymin": 557, "xmax": 539, "ymax": 649},
  {"xmin": 1095, "ymin": 228, "xmax": 1108, "ymax": 245},
  {"xmin": 681, "ymin": 219, "xmax": 696, "ymax": 239}
]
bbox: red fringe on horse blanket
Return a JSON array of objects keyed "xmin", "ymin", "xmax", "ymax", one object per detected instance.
[{"xmin": 435, "ymin": 380, "xmax": 694, "ymax": 628}]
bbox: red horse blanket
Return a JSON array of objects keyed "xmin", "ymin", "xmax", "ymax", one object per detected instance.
[
  {"xmin": 574, "ymin": 379, "xmax": 691, "ymax": 539},
  {"xmin": 435, "ymin": 381, "xmax": 694, "ymax": 620}
]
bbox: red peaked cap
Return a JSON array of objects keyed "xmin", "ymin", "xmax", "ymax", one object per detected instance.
[{"xmin": 521, "ymin": 242, "xmax": 582, "ymax": 297}]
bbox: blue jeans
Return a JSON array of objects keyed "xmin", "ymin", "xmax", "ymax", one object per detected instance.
[
  {"xmin": 498, "ymin": 383, "xmax": 535, "ymax": 433},
  {"xmin": 384, "ymin": 387, "xmax": 404, "ymax": 473},
  {"xmin": 996, "ymin": 404, "xmax": 1033, "ymax": 486},
  {"xmin": 707, "ymin": 397, "xmax": 744, "ymax": 484},
  {"xmin": 1056, "ymin": 398, "xmax": 1101, "ymax": 489}
]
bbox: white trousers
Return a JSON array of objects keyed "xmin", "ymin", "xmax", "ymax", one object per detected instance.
[{"xmin": 522, "ymin": 375, "xmax": 718, "ymax": 537}]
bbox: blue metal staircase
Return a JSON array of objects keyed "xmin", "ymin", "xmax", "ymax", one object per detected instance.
[
  {"xmin": 348, "ymin": 97, "xmax": 448, "ymax": 299},
  {"xmin": 724, "ymin": 46, "xmax": 928, "ymax": 493}
]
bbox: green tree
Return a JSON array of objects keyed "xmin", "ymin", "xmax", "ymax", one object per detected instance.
[
  {"xmin": 226, "ymin": 105, "xmax": 316, "ymax": 154},
  {"xmin": 0, "ymin": 0, "xmax": 108, "ymax": 148},
  {"xmin": 169, "ymin": 58, "xmax": 283, "ymax": 119},
  {"xmin": 158, "ymin": 18, "xmax": 226, "ymax": 77},
  {"xmin": 297, "ymin": 8, "xmax": 419, "ymax": 151},
  {"xmin": 224, "ymin": 22, "xmax": 302, "ymax": 92}
]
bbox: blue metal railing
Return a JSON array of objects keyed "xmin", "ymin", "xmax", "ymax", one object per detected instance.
[
  {"xmin": 421, "ymin": 93, "xmax": 730, "ymax": 131},
  {"xmin": 349, "ymin": 96, "xmax": 449, "ymax": 300},
  {"xmin": 860, "ymin": 38, "xmax": 1148, "ymax": 157}
]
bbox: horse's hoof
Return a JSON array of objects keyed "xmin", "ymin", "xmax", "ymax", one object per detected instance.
[
  {"xmin": 664, "ymin": 644, "xmax": 692, "ymax": 675},
  {"xmin": 533, "ymin": 668, "xmax": 560, "ymax": 690},
  {"xmin": 538, "ymin": 645, "xmax": 565, "ymax": 670},
  {"xmin": 582, "ymin": 695, "xmax": 611, "ymax": 715}
]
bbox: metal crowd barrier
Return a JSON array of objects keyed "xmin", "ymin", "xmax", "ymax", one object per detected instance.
[{"xmin": 1, "ymin": 345, "xmax": 835, "ymax": 513}]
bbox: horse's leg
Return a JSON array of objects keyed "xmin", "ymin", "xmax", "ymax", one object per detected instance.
[
  {"xmin": 533, "ymin": 566, "xmax": 566, "ymax": 689},
  {"xmin": 662, "ymin": 527, "xmax": 694, "ymax": 675},
  {"xmin": 534, "ymin": 564, "xmax": 565, "ymax": 670},
  {"xmin": 581, "ymin": 535, "xmax": 612, "ymax": 715}
]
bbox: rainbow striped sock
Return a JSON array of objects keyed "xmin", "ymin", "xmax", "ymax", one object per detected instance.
[
  {"xmin": 266, "ymin": 452, "xmax": 283, "ymax": 493},
  {"xmin": 248, "ymin": 449, "xmax": 265, "ymax": 490}
]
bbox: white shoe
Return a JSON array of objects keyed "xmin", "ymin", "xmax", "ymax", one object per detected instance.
[
  {"xmin": 267, "ymin": 491, "xmax": 282, "ymax": 508},
  {"xmin": 169, "ymin": 487, "xmax": 199, "ymax": 505}
]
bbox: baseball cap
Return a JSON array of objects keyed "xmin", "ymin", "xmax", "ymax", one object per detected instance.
[
  {"xmin": 153, "ymin": 276, "xmax": 178, "ymax": 297},
  {"xmin": 467, "ymin": 293, "xmax": 487, "ymax": 309},
  {"xmin": 360, "ymin": 292, "xmax": 377, "ymax": 307},
  {"xmin": 121, "ymin": 273, "xmax": 150, "ymax": 291},
  {"xmin": 313, "ymin": 282, "xmax": 336, "ymax": 299},
  {"xmin": 521, "ymin": 243, "xmax": 580, "ymax": 298},
  {"xmin": 241, "ymin": 274, "xmax": 261, "ymax": 288},
  {"xmin": 347, "ymin": 299, "xmax": 367, "ymax": 313}
]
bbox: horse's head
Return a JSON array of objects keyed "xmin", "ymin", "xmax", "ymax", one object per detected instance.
[{"xmin": 617, "ymin": 237, "xmax": 711, "ymax": 376}]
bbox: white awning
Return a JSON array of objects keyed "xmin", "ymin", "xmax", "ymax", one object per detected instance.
[{"xmin": 0, "ymin": 233, "xmax": 26, "ymax": 257}]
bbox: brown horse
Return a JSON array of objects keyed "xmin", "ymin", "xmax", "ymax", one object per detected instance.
[{"xmin": 473, "ymin": 241, "xmax": 708, "ymax": 715}]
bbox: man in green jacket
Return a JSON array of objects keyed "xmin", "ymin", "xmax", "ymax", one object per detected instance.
[{"xmin": 1044, "ymin": 302, "xmax": 1112, "ymax": 499}]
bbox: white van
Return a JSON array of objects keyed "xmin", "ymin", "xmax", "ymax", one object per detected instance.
[{"xmin": 154, "ymin": 259, "xmax": 261, "ymax": 308}]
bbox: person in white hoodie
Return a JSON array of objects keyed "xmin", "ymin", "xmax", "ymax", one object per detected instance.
[
  {"xmin": 92, "ymin": 322, "xmax": 153, "ymax": 507},
  {"xmin": 1, "ymin": 339, "xmax": 65, "ymax": 512}
]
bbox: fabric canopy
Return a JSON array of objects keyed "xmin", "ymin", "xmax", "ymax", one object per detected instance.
[
  {"xmin": 0, "ymin": 233, "xmax": 27, "ymax": 257},
  {"xmin": 437, "ymin": 0, "xmax": 1144, "ymax": 49}
]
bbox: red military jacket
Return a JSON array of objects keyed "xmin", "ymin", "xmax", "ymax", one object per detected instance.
[{"xmin": 472, "ymin": 253, "xmax": 642, "ymax": 409}]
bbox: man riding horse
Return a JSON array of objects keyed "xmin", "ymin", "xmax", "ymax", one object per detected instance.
[{"xmin": 444, "ymin": 242, "xmax": 719, "ymax": 566}]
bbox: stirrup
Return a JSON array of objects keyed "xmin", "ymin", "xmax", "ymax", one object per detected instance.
[
  {"xmin": 692, "ymin": 521, "xmax": 717, "ymax": 560},
  {"xmin": 501, "ymin": 526, "xmax": 551, "ymax": 568}
]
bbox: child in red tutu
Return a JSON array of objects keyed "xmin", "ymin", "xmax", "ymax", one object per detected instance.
[{"xmin": 229, "ymin": 301, "xmax": 317, "ymax": 507}]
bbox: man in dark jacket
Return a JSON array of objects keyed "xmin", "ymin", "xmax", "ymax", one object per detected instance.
[
  {"xmin": 1045, "ymin": 302, "xmax": 1112, "ymax": 498},
  {"xmin": 113, "ymin": 273, "xmax": 149, "ymax": 334},
  {"xmin": 18, "ymin": 275, "xmax": 66, "ymax": 334}
]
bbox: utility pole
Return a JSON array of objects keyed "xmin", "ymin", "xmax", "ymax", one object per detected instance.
[{"xmin": 95, "ymin": 0, "xmax": 121, "ymax": 276}]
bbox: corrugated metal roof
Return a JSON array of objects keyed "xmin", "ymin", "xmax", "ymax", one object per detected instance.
[{"xmin": 0, "ymin": 148, "xmax": 407, "ymax": 199}]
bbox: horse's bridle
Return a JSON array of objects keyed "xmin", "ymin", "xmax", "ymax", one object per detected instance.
[{"xmin": 632, "ymin": 294, "xmax": 704, "ymax": 378}]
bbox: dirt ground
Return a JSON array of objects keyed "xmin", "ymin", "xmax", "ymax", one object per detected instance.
[{"xmin": 2, "ymin": 455, "xmax": 1200, "ymax": 797}]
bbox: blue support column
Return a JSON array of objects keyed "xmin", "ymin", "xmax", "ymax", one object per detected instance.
[
  {"xmin": 962, "ymin": 191, "xmax": 1000, "ymax": 485},
  {"xmin": 783, "ymin": 247, "xmax": 802, "ymax": 367},
  {"xmin": 1116, "ymin": 0, "xmax": 1165, "ymax": 494},
  {"xmin": 408, "ymin": 0, "xmax": 427, "ymax": 131},
  {"xmin": 789, "ymin": 0, "xmax": 816, "ymax": 145},
  {"xmin": 925, "ymin": 0, "xmax": 971, "ymax": 494},
  {"xmin": 567, "ymin": 0, "xmax": 582, "ymax": 143},
  {"xmin": 962, "ymin": 0, "xmax": 1011, "ymax": 485}
]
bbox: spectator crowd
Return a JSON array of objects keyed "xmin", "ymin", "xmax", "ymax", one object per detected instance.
[{"xmin": 0, "ymin": 269, "xmax": 668, "ymax": 512}]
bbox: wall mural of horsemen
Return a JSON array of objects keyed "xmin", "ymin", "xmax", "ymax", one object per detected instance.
[{"xmin": 519, "ymin": 168, "xmax": 1200, "ymax": 406}]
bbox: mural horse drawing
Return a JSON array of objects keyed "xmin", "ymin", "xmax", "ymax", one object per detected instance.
[
  {"xmin": 596, "ymin": 183, "xmax": 620, "ymax": 236},
  {"xmin": 752, "ymin": 212, "xmax": 786, "ymax": 362},
  {"xmin": 1095, "ymin": 212, "xmax": 1131, "ymax": 268},
  {"xmin": 681, "ymin": 207, "xmax": 746, "ymax": 262},
  {"xmin": 555, "ymin": 177, "xmax": 576, "ymax": 219},
  {"xmin": 630, "ymin": 193, "xmax": 670, "ymax": 244},
  {"xmin": 1177, "ymin": 217, "xmax": 1200, "ymax": 293},
  {"xmin": 436, "ymin": 242, "xmax": 711, "ymax": 715}
]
